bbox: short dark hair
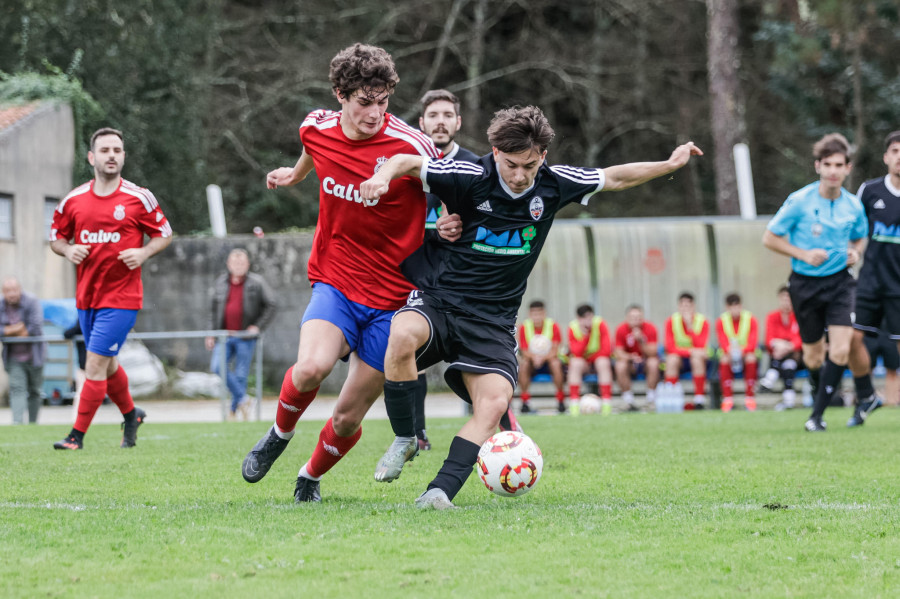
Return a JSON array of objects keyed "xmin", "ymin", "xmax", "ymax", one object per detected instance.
[
  {"xmin": 576, "ymin": 304, "xmax": 594, "ymax": 318},
  {"xmin": 885, "ymin": 130, "xmax": 900, "ymax": 152},
  {"xmin": 725, "ymin": 292, "xmax": 741, "ymax": 306},
  {"xmin": 329, "ymin": 43, "xmax": 399, "ymax": 101},
  {"xmin": 487, "ymin": 106, "xmax": 555, "ymax": 154},
  {"xmin": 90, "ymin": 127, "xmax": 123, "ymax": 150},
  {"xmin": 420, "ymin": 89, "xmax": 460, "ymax": 116},
  {"xmin": 678, "ymin": 292, "xmax": 694, "ymax": 303},
  {"xmin": 777, "ymin": 285, "xmax": 789, "ymax": 295},
  {"xmin": 528, "ymin": 300, "xmax": 545, "ymax": 310},
  {"xmin": 813, "ymin": 133, "xmax": 852, "ymax": 162}
]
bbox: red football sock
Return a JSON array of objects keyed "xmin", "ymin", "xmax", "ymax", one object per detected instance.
[
  {"xmin": 600, "ymin": 383, "xmax": 612, "ymax": 400},
  {"xmin": 665, "ymin": 376, "xmax": 679, "ymax": 385},
  {"xmin": 74, "ymin": 379, "xmax": 108, "ymax": 434},
  {"xmin": 275, "ymin": 367, "xmax": 319, "ymax": 433},
  {"xmin": 555, "ymin": 389, "xmax": 565, "ymax": 402},
  {"xmin": 693, "ymin": 374, "xmax": 706, "ymax": 395},
  {"xmin": 569, "ymin": 384, "xmax": 580, "ymax": 399},
  {"xmin": 744, "ymin": 361, "xmax": 757, "ymax": 397},
  {"xmin": 106, "ymin": 367, "xmax": 134, "ymax": 415},
  {"xmin": 719, "ymin": 362, "xmax": 734, "ymax": 398},
  {"xmin": 305, "ymin": 418, "xmax": 362, "ymax": 478},
  {"xmin": 521, "ymin": 392, "xmax": 531, "ymax": 404}
]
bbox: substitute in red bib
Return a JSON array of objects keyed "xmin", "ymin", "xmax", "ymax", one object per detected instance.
[{"xmin": 49, "ymin": 127, "xmax": 172, "ymax": 450}]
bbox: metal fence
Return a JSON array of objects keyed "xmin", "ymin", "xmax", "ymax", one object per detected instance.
[{"xmin": 0, "ymin": 330, "xmax": 264, "ymax": 421}]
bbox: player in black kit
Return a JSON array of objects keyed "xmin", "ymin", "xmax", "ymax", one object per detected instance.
[
  {"xmin": 847, "ymin": 130, "xmax": 900, "ymax": 427},
  {"xmin": 360, "ymin": 105, "xmax": 702, "ymax": 509}
]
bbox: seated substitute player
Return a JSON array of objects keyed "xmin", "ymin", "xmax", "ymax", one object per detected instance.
[
  {"xmin": 763, "ymin": 133, "xmax": 873, "ymax": 432},
  {"xmin": 360, "ymin": 105, "xmax": 702, "ymax": 509},
  {"xmin": 848, "ymin": 130, "xmax": 900, "ymax": 424},
  {"xmin": 663, "ymin": 292, "xmax": 710, "ymax": 410},
  {"xmin": 715, "ymin": 292, "xmax": 759, "ymax": 412},
  {"xmin": 240, "ymin": 44, "xmax": 456, "ymax": 503},
  {"xmin": 613, "ymin": 304, "xmax": 659, "ymax": 411},
  {"xmin": 49, "ymin": 127, "xmax": 172, "ymax": 449},
  {"xmin": 759, "ymin": 285, "xmax": 803, "ymax": 410},
  {"xmin": 517, "ymin": 300, "xmax": 566, "ymax": 413},
  {"xmin": 566, "ymin": 303, "xmax": 614, "ymax": 416}
]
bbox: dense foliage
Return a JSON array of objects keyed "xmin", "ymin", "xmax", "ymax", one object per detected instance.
[{"xmin": 1, "ymin": 0, "xmax": 898, "ymax": 232}]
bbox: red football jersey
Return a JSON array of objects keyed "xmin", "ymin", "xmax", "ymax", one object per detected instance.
[
  {"xmin": 50, "ymin": 179, "xmax": 172, "ymax": 310},
  {"xmin": 299, "ymin": 110, "xmax": 440, "ymax": 310},
  {"xmin": 615, "ymin": 321, "xmax": 658, "ymax": 355}
]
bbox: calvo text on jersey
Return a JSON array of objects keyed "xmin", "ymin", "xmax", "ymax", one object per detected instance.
[
  {"xmin": 322, "ymin": 176, "xmax": 378, "ymax": 207},
  {"xmin": 80, "ymin": 229, "xmax": 122, "ymax": 243}
]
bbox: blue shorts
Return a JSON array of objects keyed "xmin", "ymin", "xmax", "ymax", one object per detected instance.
[
  {"xmin": 301, "ymin": 282, "xmax": 394, "ymax": 373},
  {"xmin": 78, "ymin": 308, "xmax": 138, "ymax": 357}
]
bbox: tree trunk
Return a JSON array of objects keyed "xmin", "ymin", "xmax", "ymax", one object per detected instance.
[{"xmin": 707, "ymin": 0, "xmax": 746, "ymax": 216}]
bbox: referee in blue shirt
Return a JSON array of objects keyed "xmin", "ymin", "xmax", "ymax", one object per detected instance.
[{"xmin": 763, "ymin": 133, "xmax": 874, "ymax": 432}]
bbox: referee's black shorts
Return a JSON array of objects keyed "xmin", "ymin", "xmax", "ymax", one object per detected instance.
[
  {"xmin": 395, "ymin": 290, "xmax": 519, "ymax": 403},
  {"xmin": 788, "ymin": 269, "xmax": 855, "ymax": 344}
]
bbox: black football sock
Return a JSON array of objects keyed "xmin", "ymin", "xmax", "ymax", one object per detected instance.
[
  {"xmin": 69, "ymin": 428, "xmax": 85, "ymax": 443},
  {"xmin": 808, "ymin": 367, "xmax": 821, "ymax": 397},
  {"xmin": 122, "ymin": 408, "xmax": 137, "ymax": 422},
  {"xmin": 810, "ymin": 359, "xmax": 844, "ymax": 421},
  {"xmin": 384, "ymin": 379, "xmax": 418, "ymax": 438},
  {"xmin": 853, "ymin": 375, "xmax": 875, "ymax": 402},
  {"xmin": 413, "ymin": 373, "xmax": 427, "ymax": 439},
  {"xmin": 427, "ymin": 436, "xmax": 480, "ymax": 500},
  {"xmin": 498, "ymin": 408, "xmax": 512, "ymax": 431}
]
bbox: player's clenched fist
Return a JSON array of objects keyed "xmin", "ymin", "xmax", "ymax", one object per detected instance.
[{"xmin": 65, "ymin": 244, "xmax": 90, "ymax": 265}]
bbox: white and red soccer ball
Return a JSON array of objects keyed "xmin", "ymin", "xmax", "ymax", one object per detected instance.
[{"xmin": 476, "ymin": 431, "xmax": 543, "ymax": 497}]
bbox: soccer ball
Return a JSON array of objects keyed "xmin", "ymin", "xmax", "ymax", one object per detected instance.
[
  {"xmin": 476, "ymin": 431, "xmax": 543, "ymax": 497},
  {"xmin": 529, "ymin": 333, "xmax": 552, "ymax": 357},
  {"xmin": 579, "ymin": 393, "xmax": 602, "ymax": 415}
]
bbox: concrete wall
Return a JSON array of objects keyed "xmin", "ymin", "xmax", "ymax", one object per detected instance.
[
  {"xmin": 0, "ymin": 102, "xmax": 77, "ymax": 299},
  {"xmin": 141, "ymin": 219, "xmax": 793, "ymax": 394}
]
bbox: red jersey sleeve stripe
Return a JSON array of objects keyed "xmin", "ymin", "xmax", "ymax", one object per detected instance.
[
  {"xmin": 385, "ymin": 116, "xmax": 441, "ymax": 158},
  {"xmin": 120, "ymin": 180, "xmax": 159, "ymax": 212},
  {"xmin": 301, "ymin": 110, "xmax": 340, "ymax": 131}
]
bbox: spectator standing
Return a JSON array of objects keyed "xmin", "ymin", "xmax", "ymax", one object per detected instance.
[
  {"xmin": 206, "ymin": 248, "xmax": 277, "ymax": 420},
  {"xmin": 1, "ymin": 277, "xmax": 46, "ymax": 424}
]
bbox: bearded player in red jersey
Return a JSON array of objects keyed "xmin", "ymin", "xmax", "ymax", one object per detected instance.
[
  {"xmin": 241, "ymin": 43, "xmax": 457, "ymax": 503},
  {"xmin": 49, "ymin": 127, "xmax": 173, "ymax": 450}
]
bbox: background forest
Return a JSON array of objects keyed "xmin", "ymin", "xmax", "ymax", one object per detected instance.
[{"xmin": 1, "ymin": 0, "xmax": 898, "ymax": 233}]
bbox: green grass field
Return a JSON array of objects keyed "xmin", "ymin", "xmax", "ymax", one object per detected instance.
[{"xmin": 2, "ymin": 408, "xmax": 898, "ymax": 598}]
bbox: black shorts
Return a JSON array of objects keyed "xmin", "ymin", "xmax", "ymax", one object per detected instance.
[
  {"xmin": 788, "ymin": 270, "xmax": 855, "ymax": 344},
  {"xmin": 853, "ymin": 291, "xmax": 900, "ymax": 340},
  {"xmin": 863, "ymin": 329, "xmax": 900, "ymax": 370},
  {"xmin": 396, "ymin": 291, "xmax": 519, "ymax": 403}
]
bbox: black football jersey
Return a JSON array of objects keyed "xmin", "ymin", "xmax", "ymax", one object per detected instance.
[
  {"xmin": 424, "ymin": 144, "xmax": 481, "ymax": 236},
  {"xmin": 857, "ymin": 175, "xmax": 900, "ymax": 297},
  {"xmin": 402, "ymin": 153, "xmax": 605, "ymax": 324}
]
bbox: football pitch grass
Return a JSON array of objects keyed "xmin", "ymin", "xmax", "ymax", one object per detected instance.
[{"xmin": 2, "ymin": 408, "xmax": 898, "ymax": 598}]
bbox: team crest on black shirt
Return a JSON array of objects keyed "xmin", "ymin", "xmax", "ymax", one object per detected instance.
[
  {"xmin": 529, "ymin": 197, "xmax": 544, "ymax": 220},
  {"xmin": 114, "ymin": 204, "xmax": 126, "ymax": 221}
]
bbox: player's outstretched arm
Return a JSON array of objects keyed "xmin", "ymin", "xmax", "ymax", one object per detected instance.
[
  {"xmin": 360, "ymin": 154, "xmax": 425, "ymax": 202},
  {"xmin": 762, "ymin": 230, "xmax": 827, "ymax": 266},
  {"xmin": 602, "ymin": 142, "xmax": 703, "ymax": 191},
  {"xmin": 266, "ymin": 149, "xmax": 314, "ymax": 189}
]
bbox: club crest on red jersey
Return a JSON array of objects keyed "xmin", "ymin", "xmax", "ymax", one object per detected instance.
[
  {"xmin": 529, "ymin": 197, "xmax": 544, "ymax": 220},
  {"xmin": 374, "ymin": 156, "xmax": 389, "ymax": 174},
  {"xmin": 114, "ymin": 204, "xmax": 126, "ymax": 221}
]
